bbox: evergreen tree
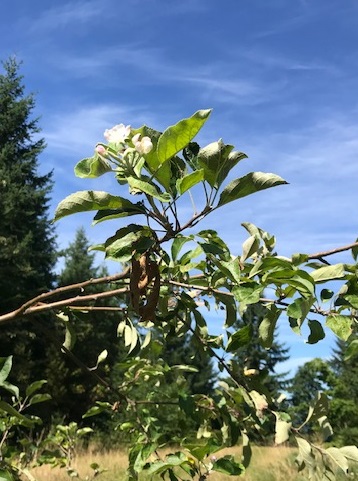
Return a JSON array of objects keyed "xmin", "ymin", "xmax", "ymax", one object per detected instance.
[
  {"xmin": 0, "ymin": 57, "xmax": 55, "ymax": 313},
  {"xmin": 288, "ymin": 358, "xmax": 331, "ymax": 430},
  {"xmin": 46, "ymin": 227, "xmax": 125, "ymax": 422},
  {"xmin": 230, "ymin": 303, "xmax": 290, "ymax": 400},
  {"xmin": 0, "ymin": 57, "xmax": 56, "ymax": 386},
  {"xmin": 160, "ymin": 332, "xmax": 216, "ymax": 396},
  {"xmin": 328, "ymin": 338, "xmax": 358, "ymax": 445}
]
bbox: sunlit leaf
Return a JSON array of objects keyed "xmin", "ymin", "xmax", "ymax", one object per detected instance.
[
  {"xmin": 326, "ymin": 314, "xmax": 353, "ymax": 340},
  {"xmin": 218, "ymin": 172, "xmax": 287, "ymax": 207},
  {"xmin": 241, "ymin": 234, "xmax": 260, "ymax": 262},
  {"xmin": 275, "ymin": 415, "xmax": 292, "ymax": 444},
  {"xmin": 310, "ymin": 263, "xmax": 346, "ymax": 282},
  {"xmin": 258, "ymin": 305, "xmax": 280, "ymax": 348},
  {"xmin": 157, "ymin": 109, "xmax": 212, "ymax": 164},
  {"xmin": 127, "ymin": 176, "xmax": 171, "ymax": 202},
  {"xmin": 326, "ymin": 447, "xmax": 349, "ymax": 474},
  {"xmin": 54, "ymin": 191, "xmax": 142, "ymax": 222},
  {"xmin": 105, "ymin": 225, "xmax": 154, "ymax": 262},
  {"xmin": 0, "ymin": 356, "xmax": 12, "ymax": 384},
  {"xmin": 226, "ymin": 325, "xmax": 252, "ymax": 352},
  {"xmin": 176, "ymin": 169, "xmax": 204, "ymax": 195},
  {"xmin": 75, "ymin": 156, "xmax": 112, "ymax": 178},
  {"xmin": 197, "ymin": 139, "xmax": 247, "ymax": 188},
  {"xmin": 171, "ymin": 235, "xmax": 194, "ymax": 261}
]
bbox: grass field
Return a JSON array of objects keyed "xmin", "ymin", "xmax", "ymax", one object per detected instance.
[{"xmin": 29, "ymin": 445, "xmax": 308, "ymax": 481}]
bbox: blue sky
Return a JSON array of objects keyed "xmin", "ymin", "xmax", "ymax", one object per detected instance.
[{"xmin": 2, "ymin": 0, "xmax": 358, "ymax": 374}]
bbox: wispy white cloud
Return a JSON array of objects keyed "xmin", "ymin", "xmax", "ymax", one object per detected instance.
[
  {"xmin": 26, "ymin": 0, "xmax": 105, "ymax": 33},
  {"xmin": 48, "ymin": 44, "xmax": 285, "ymax": 109}
]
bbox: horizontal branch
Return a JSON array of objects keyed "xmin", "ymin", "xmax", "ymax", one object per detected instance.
[
  {"xmin": 1, "ymin": 238, "xmax": 356, "ymax": 326},
  {"xmin": 307, "ymin": 241, "xmax": 358, "ymax": 260},
  {"xmin": 0, "ymin": 280, "xmax": 129, "ymax": 325}
]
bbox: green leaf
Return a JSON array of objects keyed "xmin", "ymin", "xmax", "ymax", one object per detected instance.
[
  {"xmin": 0, "ymin": 400, "xmax": 34, "ymax": 428},
  {"xmin": 232, "ymin": 283, "xmax": 262, "ymax": 306},
  {"xmin": 339, "ymin": 446, "xmax": 358, "ymax": 462},
  {"xmin": 326, "ymin": 314, "xmax": 353, "ymax": 340},
  {"xmin": 127, "ymin": 176, "xmax": 171, "ymax": 202},
  {"xmin": 0, "ymin": 381, "xmax": 19, "ymax": 399},
  {"xmin": 74, "ymin": 156, "xmax": 112, "ymax": 178},
  {"xmin": 295, "ymin": 437, "xmax": 314, "ymax": 472},
  {"xmin": 197, "ymin": 139, "xmax": 247, "ymax": 188},
  {"xmin": 218, "ymin": 172, "xmax": 287, "ymax": 207},
  {"xmin": 320, "ymin": 288, "xmax": 334, "ymax": 301},
  {"xmin": 212, "ymin": 455, "xmax": 245, "ymax": 476},
  {"xmin": 301, "ymin": 392, "xmax": 329, "ymax": 427},
  {"xmin": 54, "ymin": 191, "xmax": 142, "ymax": 222},
  {"xmin": 326, "ymin": 447, "xmax": 349, "ymax": 474},
  {"xmin": 210, "ymin": 256, "xmax": 241, "ymax": 284},
  {"xmin": 82, "ymin": 404, "xmax": 111, "ymax": 418},
  {"xmin": 0, "ymin": 469, "xmax": 15, "ymax": 481},
  {"xmin": 157, "ymin": 109, "xmax": 212, "ymax": 164},
  {"xmin": 92, "ymin": 203, "xmax": 146, "ymax": 224},
  {"xmin": 287, "ymin": 297, "xmax": 314, "ymax": 325},
  {"xmin": 215, "ymin": 292, "xmax": 237, "ymax": 328},
  {"xmin": 171, "ymin": 235, "xmax": 194, "ymax": 261},
  {"xmin": 344, "ymin": 339, "xmax": 358, "ymax": 360},
  {"xmin": 275, "ymin": 415, "xmax": 292, "ymax": 444},
  {"xmin": 226, "ymin": 325, "xmax": 252, "ymax": 352},
  {"xmin": 310, "ymin": 263, "xmax": 346, "ymax": 282},
  {"xmin": 241, "ymin": 431, "xmax": 252, "ymax": 469},
  {"xmin": 62, "ymin": 320, "xmax": 76, "ymax": 351},
  {"xmin": 0, "ymin": 356, "xmax": 12, "ymax": 384},
  {"xmin": 183, "ymin": 439, "xmax": 221, "ymax": 461},
  {"xmin": 28, "ymin": 393, "xmax": 52, "ymax": 406},
  {"xmin": 264, "ymin": 269, "xmax": 315, "ymax": 298},
  {"xmin": 105, "ymin": 225, "xmax": 154, "ymax": 262},
  {"xmin": 90, "ymin": 350, "xmax": 108, "ymax": 371},
  {"xmin": 241, "ymin": 234, "xmax": 260, "ymax": 262},
  {"xmin": 259, "ymin": 305, "xmax": 281, "ymax": 348},
  {"xmin": 26, "ymin": 380, "xmax": 47, "ymax": 397},
  {"xmin": 176, "ymin": 169, "xmax": 204, "ymax": 195},
  {"xmin": 306, "ymin": 319, "xmax": 325, "ymax": 344},
  {"xmin": 318, "ymin": 416, "xmax": 333, "ymax": 441}
]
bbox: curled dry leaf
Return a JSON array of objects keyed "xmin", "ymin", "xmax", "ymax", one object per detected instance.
[{"xmin": 130, "ymin": 254, "xmax": 160, "ymax": 321}]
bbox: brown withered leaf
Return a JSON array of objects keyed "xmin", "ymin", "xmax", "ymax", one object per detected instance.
[
  {"xmin": 130, "ymin": 254, "xmax": 160, "ymax": 320},
  {"xmin": 139, "ymin": 262, "xmax": 160, "ymax": 321}
]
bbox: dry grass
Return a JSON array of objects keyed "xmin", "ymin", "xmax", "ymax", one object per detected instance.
[{"xmin": 29, "ymin": 445, "xmax": 306, "ymax": 481}]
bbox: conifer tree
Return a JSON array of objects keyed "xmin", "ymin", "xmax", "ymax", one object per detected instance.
[
  {"xmin": 288, "ymin": 358, "xmax": 331, "ymax": 430},
  {"xmin": 0, "ymin": 57, "xmax": 55, "ymax": 313},
  {"xmin": 46, "ymin": 227, "xmax": 125, "ymax": 421},
  {"xmin": 328, "ymin": 337, "xmax": 358, "ymax": 445},
  {"xmin": 230, "ymin": 303, "xmax": 290, "ymax": 399},
  {"xmin": 0, "ymin": 57, "xmax": 56, "ymax": 386}
]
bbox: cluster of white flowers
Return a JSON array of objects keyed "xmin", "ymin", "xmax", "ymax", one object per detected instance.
[
  {"xmin": 131, "ymin": 133, "xmax": 153, "ymax": 154},
  {"xmin": 98, "ymin": 123, "xmax": 153, "ymax": 156},
  {"xmin": 104, "ymin": 123, "xmax": 131, "ymax": 144}
]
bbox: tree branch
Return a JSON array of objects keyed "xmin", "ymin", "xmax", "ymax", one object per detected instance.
[{"xmin": 307, "ymin": 241, "xmax": 358, "ymax": 260}]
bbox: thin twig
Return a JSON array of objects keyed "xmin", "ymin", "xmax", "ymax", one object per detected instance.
[
  {"xmin": 307, "ymin": 241, "xmax": 358, "ymax": 260},
  {"xmin": 0, "ymin": 288, "xmax": 129, "ymax": 324}
]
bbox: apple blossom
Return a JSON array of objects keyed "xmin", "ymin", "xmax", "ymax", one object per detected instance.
[
  {"xmin": 95, "ymin": 144, "xmax": 107, "ymax": 156},
  {"xmin": 104, "ymin": 123, "xmax": 131, "ymax": 144},
  {"xmin": 132, "ymin": 133, "xmax": 153, "ymax": 154}
]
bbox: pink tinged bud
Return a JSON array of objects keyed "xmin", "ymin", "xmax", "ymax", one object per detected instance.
[
  {"xmin": 95, "ymin": 145, "xmax": 107, "ymax": 155},
  {"xmin": 104, "ymin": 124, "xmax": 131, "ymax": 144}
]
